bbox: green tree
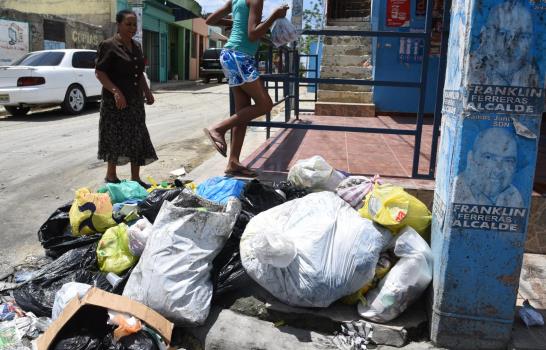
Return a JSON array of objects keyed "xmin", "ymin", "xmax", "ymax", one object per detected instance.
[{"xmin": 300, "ymin": 0, "xmax": 325, "ymax": 54}]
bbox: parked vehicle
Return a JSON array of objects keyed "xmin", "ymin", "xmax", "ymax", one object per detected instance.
[
  {"xmin": 200, "ymin": 48, "xmax": 224, "ymax": 84},
  {"xmin": 0, "ymin": 49, "xmax": 150, "ymax": 116}
]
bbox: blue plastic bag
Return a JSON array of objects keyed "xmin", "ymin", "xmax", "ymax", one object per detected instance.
[
  {"xmin": 196, "ymin": 177, "xmax": 245, "ymax": 204},
  {"xmin": 98, "ymin": 180, "xmax": 149, "ymax": 204}
]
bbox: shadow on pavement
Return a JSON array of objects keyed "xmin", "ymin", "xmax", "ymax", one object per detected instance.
[{"xmin": 0, "ymin": 103, "xmax": 100, "ymax": 123}]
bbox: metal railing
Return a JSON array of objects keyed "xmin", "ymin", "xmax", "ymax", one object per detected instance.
[{"xmin": 229, "ymin": 0, "xmax": 450, "ymax": 179}]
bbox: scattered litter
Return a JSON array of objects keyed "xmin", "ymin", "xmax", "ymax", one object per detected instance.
[
  {"xmin": 169, "ymin": 167, "xmax": 186, "ymax": 176},
  {"xmin": 519, "ymin": 300, "xmax": 544, "ymax": 327},
  {"xmin": 108, "ymin": 310, "xmax": 142, "ymax": 341},
  {"xmin": 332, "ymin": 321, "xmax": 375, "ymax": 350},
  {"xmin": 52, "ymin": 282, "xmax": 92, "ymax": 320}
]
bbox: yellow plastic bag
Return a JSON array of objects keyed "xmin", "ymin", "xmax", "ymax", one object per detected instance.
[
  {"xmin": 341, "ymin": 254, "xmax": 394, "ymax": 305},
  {"xmin": 359, "ymin": 183, "xmax": 431, "ymax": 235},
  {"xmin": 97, "ymin": 223, "xmax": 138, "ymax": 274},
  {"xmin": 69, "ymin": 188, "xmax": 117, "ymax": 236}
]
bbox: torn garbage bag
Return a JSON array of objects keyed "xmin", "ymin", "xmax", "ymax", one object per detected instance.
[
  {"xmin": 38, "ymin": 203, "xmax": 102, "ymax": 258},
  {"xmin": 137, "ymin": 188, "xmax": 183, "ymax": 223},
  {"xmin": 358, "ymin": 227, "xmax": 433, "ymax": 323},
  {"xmin": 123, "ymin": 189, "xmax": 241, "ymax": 325},
  {"xmin": 241, "ymin": 191, "xmax": 392, "ymax": 308},
  {"xmin": 13, "ymin": 244, "xmax": 118, "ymax": 317},
  {"xmin": 287, "ymin": 156, "xmax": 346, "ymax": 192}
]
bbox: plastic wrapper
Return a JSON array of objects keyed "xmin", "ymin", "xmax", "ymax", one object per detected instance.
[
  {"xmin": 519, "ymin": 300, "xmax": 545, "ymax": 327},
  {"xmin": 97, "ymin": 224, "xmax": 138, "ymax": 275},
  {"xmin": 196, "ymin": 176, "xmax": 245, "ymax": 204},
  {"xmin": 37, "ymin": 202, "xmax": 102, "ymax": 258},
  {"xmin": 52, "ymin": 282, "xmax": 92, "ymax": 320},
  {"xmin": 336, "ymin": 175, "xmax": 379, "ymax": 209},
  {"xmin": 271, "ymin": 18, "xmax": 299, "ymax": 47},
  {"xmin": 137, "ymin": 188, "xmax": 183, "ymax": 223},
  {"xmin": 69, "ymin": 188, "xmax": 117, "ymax": 236},
  {"xmin": 127, "ymin": 218, "xmax": 153, "ymax": 256},
  {"xmin": 123, "ymin": 189, "xmax": 241, "ymax": 325},
  {"xmin": 97, "ymin": 180, "xmax": 149, "ymax": 204},
  {"xmin": 358, "ymin": 227, "xmax": 433, "ymax": 323},
  {"xmin": 241, "ymin": 191, "xmax": 392, "ymax": 308},
  {"xmin": 287, "ymin": 156, "xmax": 346, "ymax": 192},
  {"xmin": 359, "ymin": 183, "xmax": 432, "ymax": 235}
]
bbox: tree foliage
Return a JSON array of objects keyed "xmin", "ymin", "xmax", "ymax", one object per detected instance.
[{"xmin": 300, "ymin": 0, "xmax": 325, "ymax": 54}]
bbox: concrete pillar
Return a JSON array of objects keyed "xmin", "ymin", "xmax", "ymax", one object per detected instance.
[{"xmin": 431, "ymin": 0, "xmax": 545, "ymax": 348}]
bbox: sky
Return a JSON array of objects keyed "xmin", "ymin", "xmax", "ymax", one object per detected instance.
[{"xmin": 195, "ymin": 0, "xmax": 301, "ymax": 19}]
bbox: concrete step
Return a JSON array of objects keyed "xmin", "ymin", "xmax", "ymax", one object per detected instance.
[
  {"xmin": 322, "ymin": 54, "xmax": 369, "ymax": 67},
  {"xmin": 319, "ymin": 83, "xmax": 372, "ymax": 93},
  {"xmin": 318, "ymin": 90, "xmax": 373, "ymax": 102},
  {"xmin": 324, "ymin": 35, "xmax": 372, "ymax": 46},
  {"xmin": 322, "ymin": 43, "xmax": 372, "ymax": 57},
  {"xmin": 315, "ymin": 101, "xmax": 375, "ymax": 117},
  {"xmin": 320, "ymin": 66, "xmax": 373, "ymax": 80},
  {"xmin": 325, "ymin": 23, "xmax": 371, "ymax": 31}
]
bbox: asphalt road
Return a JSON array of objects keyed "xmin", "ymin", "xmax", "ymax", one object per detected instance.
[{"xmin": 0, "ymin": 83, "xmax": 230, "ymax": 270}]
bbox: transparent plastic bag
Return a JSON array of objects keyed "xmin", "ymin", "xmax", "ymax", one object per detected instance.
[
  {"xmin": 288, "ymin": 155, "xmax": 346, "ymax": 192},
  {"xmin": 127, "ymin": 218, "xmax": 153, "ymax": 256},
  {"xmin": 271, "ymin": 18, "xmax": 298, "ymax": 47}
]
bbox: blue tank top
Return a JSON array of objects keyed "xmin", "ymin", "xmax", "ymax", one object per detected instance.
[{"xmin": 225, "ymin": 0, "xmax": 259, "ymax": 56}]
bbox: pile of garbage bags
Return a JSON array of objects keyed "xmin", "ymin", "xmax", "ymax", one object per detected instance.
[{"xmin": 1, "ymin": 155, "xmax": 436, "ymax": 348}]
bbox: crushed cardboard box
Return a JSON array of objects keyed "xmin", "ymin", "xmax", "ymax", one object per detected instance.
[{"xmin": 37, "ymin": 287, "xmax": 174, "ymax": 350}]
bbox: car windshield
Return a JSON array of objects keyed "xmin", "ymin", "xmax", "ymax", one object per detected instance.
[
  {"xmin": 203, "ymin": 50, "xmax": 220, "ymax": 60},
  {"xmin": 11, "ymin": 52, "xmax": 65, "ymax": 66}
]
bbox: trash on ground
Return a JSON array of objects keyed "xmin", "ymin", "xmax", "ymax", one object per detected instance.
[
  {"xmin": 358, "ymin": 227, "xmax": 433, "ymax": 323},
  {"xmin": 108, "ymin": 310, "xmax": 142, "ymax": 340},
  {"xmin": 273, "ymin": 181, "xmax": 310, "ymax": 200},
  {"xmin": 336, "ymin": 175, "xmax": 380, "ymax": 209},
  {"xmin": 519, "ymin": 300, "xmax": 544, "ymax": 327},
  {"xmin": 98, "ymin": 180, "xmax": 149, "ymax": 204},
  {"xmin": 37, "ymin": 287, "xmax": 173, "ymax": 350},
  {"xmin": 97, "ymin": 223, "xmax": 138, "ymax": 275},
  {"xmin": 112, "ymin": 200, "xmax": 141, "ymax": 222},
  {"xmin": 52, "ymin": 282, "xmax": 92, "ymax": 320},
  {"xmin": 169, "ymin": 167, "xmax": 186, "ymax": 176},
  {"xmin": 359, "ymin": 183, "xmax": 432, "ymax": 235},
  {"xmin": 241, "ymin": 191, "xmax": 392, "ymax": 308},
  {"xmin": 287, "ymin": 155, "xmax": 346, "ymax": 192},
  {"xmin": 196, "ymin": 176, "xmax": 246, "ymax": 204},
  {"xmin": 123, "ymin": 189, "xmax": 241, "ymax": 325},
  {"xmin": 332, "ymin": 320, "xmax": 375, "ymax": 350},
  {"xmin": 37, "ymin": 203, "xmax": 101, "ymax": 258},
  {"xmin": 13, "ymin": 243, "xmax": 120, "ymax": 317},
  {"xmin": 69, "ymin": 188, "xmax": 117, "ymax": 236},
  {"xmin": 127, "ymin": 218, "xmax": 153, "ymax": 257}
]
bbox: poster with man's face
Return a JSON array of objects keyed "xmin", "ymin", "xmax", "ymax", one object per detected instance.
[{"xmin": 443, "ymin": 0, "xmax": 546, "ymax": 115}]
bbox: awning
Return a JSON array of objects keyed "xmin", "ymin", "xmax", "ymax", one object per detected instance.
[
  {"xmin": 166, "ymin": 0, "xmax": 202, "ymax": 20},
  {"xmin": 209, "ymin": 31, "xmax": 228, "ymax": 42}
]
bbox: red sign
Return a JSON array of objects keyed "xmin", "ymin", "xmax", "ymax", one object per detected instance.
[{"xmin": 387, "ymin": 0, "xmax": 411, "ymax": 27}]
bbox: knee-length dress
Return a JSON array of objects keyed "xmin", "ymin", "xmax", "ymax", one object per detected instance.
[{"xmin": 95, "ymin": 36, "xmax": 158, "ymax": 166}]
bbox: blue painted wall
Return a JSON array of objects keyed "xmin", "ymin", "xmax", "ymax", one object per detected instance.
[
  {"xmin": 306, "ymin": 40, "xmax": 323, "ymax": 93},
  {"xmin": 371, "ymin": 0, "xmax": 441, "ymax": 113}
]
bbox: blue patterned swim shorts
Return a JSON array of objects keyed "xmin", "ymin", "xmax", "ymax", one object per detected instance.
[{"xmin": 220, "ymin": 48, "xmax": 260, "ymax": 87}]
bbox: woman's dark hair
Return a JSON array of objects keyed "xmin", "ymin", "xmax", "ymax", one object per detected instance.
[{"xmin": 116, "ymin": 9, "xmax": 136, "ymax": 24}]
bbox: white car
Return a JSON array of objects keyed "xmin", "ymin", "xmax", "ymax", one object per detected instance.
[{"xmin": 0, "ymin": 49, "xmax": 150, "ymax": 116}]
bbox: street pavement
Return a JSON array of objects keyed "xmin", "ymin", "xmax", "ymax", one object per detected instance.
[{"xmin": 0, "ymin": 82, "xmax": 232, "ymax": 271}]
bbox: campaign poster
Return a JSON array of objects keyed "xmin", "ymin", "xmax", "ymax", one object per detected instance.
[
  {"xmin": 387, "ymin": 0, "xmax": 411, "ymax": 27},
  {"xmin": 0, "ymin": 19, "xmax": 29, "ymax": 65}
]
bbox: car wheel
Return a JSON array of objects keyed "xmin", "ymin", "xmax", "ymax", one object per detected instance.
[
  {"xmin": 4, "ymin": 105, "xmax": 30, "ymax": 116},
  {"xmin": 203, "ymin": 77, "xmax": 210, "ymax": 84},
  {"xmin": 62, "ymin": 84, "xmax": 86, "ymax": 115}
]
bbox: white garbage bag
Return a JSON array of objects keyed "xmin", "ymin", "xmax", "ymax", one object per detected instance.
[
  {"xmin": 358, "ymin": 227, "xmax": 433, "ymax": 323},
  {"xmin": 127, "ymin": 217, "xmax": 153, "ymax": 256},
  {"xmin": 52, "ymin": 282, "xmax": 92, "ymax": 320},
  {"xmin": 271, "ymin": 18, "xmax": 299, "ymax": 47},
  {"xmin": 123, "ymin": 189, "xmax": 241, "ymax": 325},
  {"xmin": 241, "ymin": 191, "xmax": 392, "ymax": 308},
  {"xmin": 288, "ymin": 155, "xmax": 346, "ymax": 192}
]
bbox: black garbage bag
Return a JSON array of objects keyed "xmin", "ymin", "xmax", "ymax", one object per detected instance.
[
  {"xmin": 240, "ymin": 180, "xmax": 286, "ymax": 214},
  {"xmin": 37, "ymin": 202, "xmax": 102, "ymax": 258},
  {"xmin": 137, "ymin": 188, "xmax": 183, "ymax": 223},
  {"xmin": 273, "ymin": 181, "xmax": 310, "ymax": 200},
  {"xmin": 213, "ymin": 180, "xmax": 287, "ymax": 297},
  {"xmin": 117, "ymin": 331, "xmax": 160, "ymax": 350},
  {"xmin": 13, "ymin": 243, "xmax": 123, "ymax": 317}
]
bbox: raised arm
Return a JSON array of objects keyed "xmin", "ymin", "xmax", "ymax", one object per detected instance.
[
  {"xmin": 206, "ymin": 1, "xmax": 233, "ymax": 27},
  {"xmin": 247, "ymin": 0, "xmax": 289, "ymax": 42}
]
